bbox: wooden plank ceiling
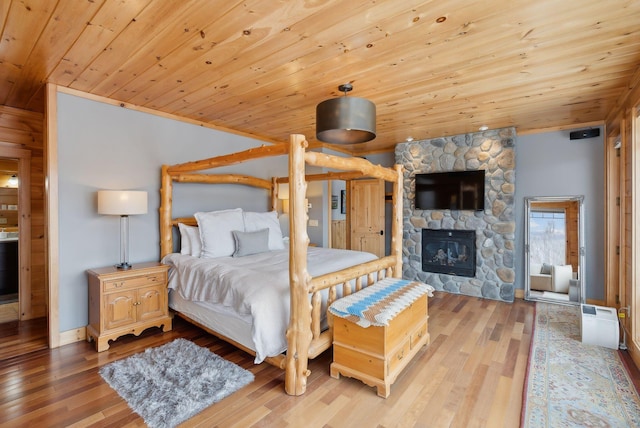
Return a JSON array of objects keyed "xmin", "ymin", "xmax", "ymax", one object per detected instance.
[{"xmin": 1, "ymin": 0, "xmax": 639, "ymax": 154}]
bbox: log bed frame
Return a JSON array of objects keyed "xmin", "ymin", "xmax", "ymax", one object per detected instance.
[{"xmin": 159, "ymin": 134, "xmax": 404, "ymax": 396}]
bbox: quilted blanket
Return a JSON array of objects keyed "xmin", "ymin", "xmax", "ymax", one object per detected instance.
[{"xmin": 329, "ymin": 278, "xmax": 434, "ymax": 328}]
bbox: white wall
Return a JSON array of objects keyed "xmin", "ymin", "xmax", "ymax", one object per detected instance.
[
  {"xmin": 56, "ymin": 92, "xmax": 288, "ymax": 331},
  {"xmin": 514, "ymin": 127, "xmax": 604, "ymax": 300}
]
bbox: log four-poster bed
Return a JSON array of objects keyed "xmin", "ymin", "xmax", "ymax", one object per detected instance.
[{"xmin": 159, "ymin": 134, "xmax": 406, "ymax": 396}]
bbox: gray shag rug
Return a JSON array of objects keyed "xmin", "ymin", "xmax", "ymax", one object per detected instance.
[{"xmin": 99, "ymin": 338, "xmax": 254, "ymax": 428}]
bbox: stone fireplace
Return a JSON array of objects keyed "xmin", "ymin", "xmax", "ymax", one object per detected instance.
[
  {"xmin": 422, "ymin": 229, "xmax": 476, "ymax": 277},
  {"xmin": 396, "ymin": 127, "xmax": 516, "ymax": 302}
]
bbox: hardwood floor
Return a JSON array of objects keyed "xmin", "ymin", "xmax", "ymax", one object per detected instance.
[
  {"xmin": 0, "ymin": 317, "xmax": 48, "ymax": 360},
  {"xmin": 1, "ymin": 293, "xmax": 536, "ymax": 427}
]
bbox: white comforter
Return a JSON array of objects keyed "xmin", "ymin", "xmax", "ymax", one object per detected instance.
[{"xmin": 162, "ymin": 247, "xmax": 377, "ymax": 363}]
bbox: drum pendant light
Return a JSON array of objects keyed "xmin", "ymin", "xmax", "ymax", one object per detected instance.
[{"xmin": 316, "ymin": 84, "xmax": 376, "ymax": 144}]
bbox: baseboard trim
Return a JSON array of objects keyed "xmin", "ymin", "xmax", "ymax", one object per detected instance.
[
  {"xmin": 59, "ymin": 326, "xmax": 86, "ymax": 347},
  {"xmin": 513, "ymin": 288, "xmax": 604, "ymax": 306}
]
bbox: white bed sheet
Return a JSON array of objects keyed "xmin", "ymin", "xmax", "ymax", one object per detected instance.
[
  {"xmin": 162, "ymin": 247, "xmax": 377, "ymax": 363},
  {"xmin": 169, "ymin": 289, "xmax": 255, "ymax": 352}
]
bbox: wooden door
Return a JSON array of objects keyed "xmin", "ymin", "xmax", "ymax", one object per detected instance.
[
  {"xmin": 349, "ymin": 179, "xmax": 385, "ymax": 257},
  {"xmin": 331, "ymin": 220, "xmax": 347, "ymax": 249}
]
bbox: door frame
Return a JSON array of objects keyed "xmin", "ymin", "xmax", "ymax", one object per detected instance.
[
  {"xmin": 604, "ymin": 133, "xmax": 621, "ymax": 307},
  {"xmin": 0, "ymin": 145, "xmax": 32, "ymax": 320}
]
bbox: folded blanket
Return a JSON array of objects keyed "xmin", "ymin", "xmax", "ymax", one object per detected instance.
[{"xmin": 329, "ymin": 277, "xmax": 434, "ymax": 327}]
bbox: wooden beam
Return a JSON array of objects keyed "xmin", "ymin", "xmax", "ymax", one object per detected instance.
[
  {"xmin": 167, "ymin": 144, "xmax": 287, "ymax": 174},
  {"xmin": 275, "ymin": 170, "xmax": 365, "ymax": 184},
  {"xmin": 171, "ymin": 173, "xmax": 272, "ymax": 189},
  {"xmin": 308, "ymin": 256, "xmax": 397, "ymax": 293},
  {"xmin": 171, "ymin": 217, "xmax": 197, "ymax": 227},
  {"xmin": 304, "ymin": 151, "xmax": 398, "ymax": 182}
]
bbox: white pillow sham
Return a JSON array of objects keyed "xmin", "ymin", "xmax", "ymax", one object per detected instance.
[
  {"xmin": 178, "ymin": 223, "xmax": 201, "ymax": 257},
  {"xmin": 195, "ymin": 208, "xmax": 244, "ymax": 258},
  {"xmin": 243, "ymin": 210, "xmax": 285, "ymax": 250}
]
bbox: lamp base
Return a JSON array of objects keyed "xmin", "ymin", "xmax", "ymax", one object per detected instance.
[{"xmin": 115, "ymin": 262, "xmax": 133, "ymax": 270}]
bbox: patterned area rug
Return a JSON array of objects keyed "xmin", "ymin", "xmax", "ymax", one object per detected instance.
[
  {"xmin": 100, "ymin": 338, "xmax": 254, "ymax": 428},
  {"xmin": 522, "ymin": 303, "xmax": 640, "ymax": 427}
]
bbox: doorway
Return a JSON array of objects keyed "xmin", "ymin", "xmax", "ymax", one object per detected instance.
[
  {"xmin": 0, "ymin": 147, "xmax": 45, "ymax": 359},
  {"xmin": 0, "ymin": 158, "xmax": 19, "ymax": 322}
]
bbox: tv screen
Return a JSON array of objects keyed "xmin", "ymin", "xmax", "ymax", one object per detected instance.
[{"xmin": 415, "ymin": 170, "xmax": 485, "ymax": 211}]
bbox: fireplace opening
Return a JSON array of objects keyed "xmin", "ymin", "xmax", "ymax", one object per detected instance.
[{"xmin": 422, "ymin": 229, "xmax": 476, "ymax": 277}]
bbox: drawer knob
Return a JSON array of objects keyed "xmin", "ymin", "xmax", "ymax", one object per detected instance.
[{"xmin": 397, "ymin": 350, "xmax": 404, "ymax": 360}]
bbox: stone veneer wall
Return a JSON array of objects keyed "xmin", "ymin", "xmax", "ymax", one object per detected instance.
[{"xmin": 396, "ymin": 127, "xmax": 516, "ymax": 302}]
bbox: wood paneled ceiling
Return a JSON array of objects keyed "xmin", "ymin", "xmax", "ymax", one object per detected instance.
[{"xmin": 1, "ymin": 0, "xmax": 640, "ymax": 154}]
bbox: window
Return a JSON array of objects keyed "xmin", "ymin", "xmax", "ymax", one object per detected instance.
[{"xmin": 529, "ymin": 209, "xmax": 566, "ymax": 266}]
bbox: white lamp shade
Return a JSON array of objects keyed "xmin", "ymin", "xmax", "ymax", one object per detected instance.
[{"xmin": 98, "ymin": 190, "xmax": 148, "ymax": 215}]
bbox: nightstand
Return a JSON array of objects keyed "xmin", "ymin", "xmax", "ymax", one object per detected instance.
[{"xmin": 87, "ymin": 262, "xmax": 172, "ymax": 352}]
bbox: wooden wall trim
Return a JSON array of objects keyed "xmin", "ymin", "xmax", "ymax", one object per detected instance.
[
  {"xmin": 516, "ymin": 120, "xmax": 604, "ymax": 136},
  {"xmin": 632, "ymin": 111, "xmax": 640, "ymax": 366},
  {"xmin": 59, "ymin": 327, "xmax": 86, "ymax": 347},
  {"xmin": 45, "ymin": 83, "xmax": 60, "ymax": 348},
  {"xmin": 604, "ymin": 132, "xmax": 621, "ymax": 308}
]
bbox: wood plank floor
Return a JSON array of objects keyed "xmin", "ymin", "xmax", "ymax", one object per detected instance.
[
  {"xmin": 0, "ymin": 317, "xmax": 48, "ymax": 360},
  {"xmin": 1, "ymin": 293, "xmax": 536, "ymax": 427}
]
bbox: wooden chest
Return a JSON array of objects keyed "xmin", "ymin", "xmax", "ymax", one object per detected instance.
[{"xmin": 330, "ymin": 289, "xmax": 429, "ymax": 398}]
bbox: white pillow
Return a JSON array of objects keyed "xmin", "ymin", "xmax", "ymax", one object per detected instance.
[
  {"xmin": 195, "ymin": 208, "xmax": 244, "ymax": 258},
  {"xmin": 178, "ymin": 223, "xmax": 201, "ymax": 257},
  {"xmin": 243, "ymin": 211, "xmax": 285, "ymax": 250}
]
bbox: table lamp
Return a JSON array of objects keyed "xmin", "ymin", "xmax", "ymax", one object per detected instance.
[{"xmin": 97, "ymin": 190, "xmax": 148, "ymax": 269}]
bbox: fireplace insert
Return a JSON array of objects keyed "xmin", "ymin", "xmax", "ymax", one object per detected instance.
[{"xmin": 422, "ymin": 229, "xmax": 476, "ymax": 277}]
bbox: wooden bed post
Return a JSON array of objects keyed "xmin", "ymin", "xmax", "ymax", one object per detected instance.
[
  {"xmin": 270, "ymin": 177, "xmax": 278, "ymax": 212},
  {"xmin": 392, "ymin": 164, "xmax": 403, "ymax": 277},
  {"xmin": 285, "ymin": 134, "xmax": 312, "ymax": 396},
  {"xmin": 160, "ymin": 165, "xmax": 173, "ymax": 259}
]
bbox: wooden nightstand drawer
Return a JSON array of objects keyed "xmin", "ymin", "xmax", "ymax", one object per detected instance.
[
  {"xmin": 87, "ymin": 262, "xmax": 172, "ymax": 352},
  {"xmin": 103, "ymin": 272, "xmax": 165, "ymax": 292}
]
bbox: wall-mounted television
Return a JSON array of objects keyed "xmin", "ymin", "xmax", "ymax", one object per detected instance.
[{"xmin": 414, "ymin": 170, "xmax": 485, "ymax": 211}]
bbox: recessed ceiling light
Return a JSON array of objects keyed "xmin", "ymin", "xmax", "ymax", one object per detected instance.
[
  {"xmin": 406, "ymin": 136, "xmax": 414, "ymax": 142},
  {"xmin": 479, "ymin": 125, "xmax": 489, "ymax": 131}
]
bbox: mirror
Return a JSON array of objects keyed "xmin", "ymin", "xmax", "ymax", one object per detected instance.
[{"xmin": 524, "ymin": 195, "xmax": 585, "ymax": 305}]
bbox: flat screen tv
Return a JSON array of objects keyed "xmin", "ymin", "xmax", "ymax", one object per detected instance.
[{"xmin": 414, "ymin": 170, "xmax": 485, "ymax": 211}]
